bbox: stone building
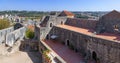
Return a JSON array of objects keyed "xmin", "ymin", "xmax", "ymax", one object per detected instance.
[
  {"xmin": 36, "ymin": 10, "xmax": 120, "ymax": 63},
  {"xmin": 96, "ymin": 10, "xmax": 120, "ymax": 34},
  {"xmin": 39, "ymin": 11, "xmax": 71, "ymax": 39}
]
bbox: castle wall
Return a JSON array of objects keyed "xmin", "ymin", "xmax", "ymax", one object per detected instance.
[
  {"xmin": 98, "ymin": 15, "xmax": 120, "ymax": 33},
  {"xmin": 0, "ymin": 27, "xmax": 14, "ymax": 44},
  {"xmin": 6, "ymin": 27, "xmax": 26, "ymax": 46},
  {"xmin": 65, "ymin": 18, "xmax": 98, "ymax": 29},
  {"xmin": 48, "ymin": 26, "xmax": 120, "ymax": 63}
]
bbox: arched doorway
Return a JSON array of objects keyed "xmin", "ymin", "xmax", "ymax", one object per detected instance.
[
  {"xmin": 61, "ymin": 21, "xmax": 63, "ymax": 25},
  {"xmin": 50, "ymin": 23, "xmax": 53, "ymax": 27},
  {"xmin": 46, "ymin": 34, "xmax": 49, "ymax": 39},
  {"xmin": 66, "ymin": 40, "xmax": 70, "ymax": 46},
  {"xmin": 92, "ymin": 51, "xmax": 97, "ymax": 61}
]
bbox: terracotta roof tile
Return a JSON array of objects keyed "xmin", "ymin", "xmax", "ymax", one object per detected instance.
[
  {"xmin": 27, "ymin": 25, "xmax": 34, "ymax": 31},
  {"xmin": 59, "ymin": 10, "xmax": 74, "ymax": 16},
  {"xmin": 56, "ymin": 25, "xmax": 120, "ymax": 42}
]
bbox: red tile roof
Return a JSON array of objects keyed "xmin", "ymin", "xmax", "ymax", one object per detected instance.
[
  {"xmin": 27, "ymin": 25, "xmax": 34, "ymax": 31},
  {"xmin": 59, "ymin": 10, "xmax": 74, "ymax": 16},
  {"xmin": 56, "ymin": 25, "xmax": 120, "ymax": 42}
]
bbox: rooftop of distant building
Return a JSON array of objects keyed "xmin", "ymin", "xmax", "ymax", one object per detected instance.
[{"xmin": 58, "ymin": 10, "xmax": 74, "ymax": 16}]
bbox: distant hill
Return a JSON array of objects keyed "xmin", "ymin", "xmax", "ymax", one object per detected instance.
[{"xmin": 0, "ymin": 11, "xmax": 49, "ymax": 17}]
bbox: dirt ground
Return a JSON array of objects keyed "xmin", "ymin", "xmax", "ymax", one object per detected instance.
[{"xmin": 0, "ymin": 51, "xmax": 42, "ymax": 63}]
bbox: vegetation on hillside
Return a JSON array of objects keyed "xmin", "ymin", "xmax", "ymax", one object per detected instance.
[
  {"xmin": 0, "ymin": 11, "xmax": 49, "ymax": 19},
  {"xmin": 0, "ymin": 19, "xmax": 11, "ymax": 30},
  {"xmin": 75, "ymin": 14, "xmax": 89, "ymax": 19}
]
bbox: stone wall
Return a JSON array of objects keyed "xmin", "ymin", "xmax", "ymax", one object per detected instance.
[
  {"xmin": 34, "ymin": 25, "xmax": 40, "ymax": 41},
  {"xmin": 99, "ymin": 16, "xmax": 120, "ymax": 33},
  {"xmin": 0, "ymin": 26, "xmax": 26, "ymax": 55},
  {"xmin": 40, "ymin": 16, "xmax": 67, "ymax": 39},
  {"xmin": 20, "ymin": 39, "xmax": 39, "ymax": 51},
  {"xmin": 48, "ymin": 26, "xmax": 120, "ymax": 63},
  {"xmin": 0, "ymin": 27, "xmax": 14, "ymax": 44},
  {"xmin": 6, "ymin": 27, "xmax": 26, "ymax": 46},
  {"xmin": 96, "ymin": 11, "xmax": 120, "ymax": 34},
  {"xmin": 65, "ymin": 18, "xmax": 98, "ymax": 29}
]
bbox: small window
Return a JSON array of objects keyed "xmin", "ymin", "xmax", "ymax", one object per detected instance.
[
  {"xmin": 114, "ymin": 25, "xmax": 118, "ymax": 29},
  {"xmin": 50, "ymin": 23, "xmax": 53, "ymax": 27}
]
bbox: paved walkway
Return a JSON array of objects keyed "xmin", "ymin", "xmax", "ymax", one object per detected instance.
[{"xmin": 0, "ymin": 51, "xmax": 41, "ymax": 63}]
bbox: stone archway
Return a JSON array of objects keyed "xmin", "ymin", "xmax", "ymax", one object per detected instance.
[
  {"xmin": 66, "ymin": 40, "xmax": 70, "ymax": 46},
  {"xmin": 46, "ymin": 34, "xmax": 49, "ymax": 39},
  {"xmin": 61, "ymin": 21, "xmax": 63, "ymax": 25},
  {"xmin": 92, "ymin": 51, "xmax": 97, "ymax": 61},
  {"xmin": 50, "ymin": 23, "xmax": 53, "ymax": 27}
]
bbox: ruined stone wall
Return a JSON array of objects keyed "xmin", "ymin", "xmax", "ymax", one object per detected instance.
[
  {"xmin": 0, "ymin": 27, "xmax": 14, "ymax": 44},
  {"xmin": 20, "ymin": 39, "xmax": 39, "ymax": 51},
  {"xmin": 65, "ymin": 18, "xmax": 98, "ymax": 29},
  {"xmin": 48, "ymin": 26, "xmax": 120, "ymax": 63},
  {"xmin": 40, "ymin": 16, "xmax": 67, "ymax": 39},
  {"xmin": 46, "ymin": 16, "xmax": 67, "ymax": 27}
]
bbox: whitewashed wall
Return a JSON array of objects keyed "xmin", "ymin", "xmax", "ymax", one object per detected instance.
[
  {"xmin": 0, "ymin": 27, "xmax": 14, "ymax": 44},
  {"xmin": 6, "ymin": 27, "xmax": 26, "ymax": 46}
]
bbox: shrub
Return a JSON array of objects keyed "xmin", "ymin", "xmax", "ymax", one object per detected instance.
[
  {"xmin": 0, "ymin": 19, "xmax": 10, "ymax": 30},
  {"xmin": 25, "ymin": 29, "xmax": 34, "ymax": 39}
]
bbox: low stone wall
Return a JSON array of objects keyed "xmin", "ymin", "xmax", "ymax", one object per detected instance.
[
  {"xmin": 0, "ymin": 27, "xmax": 14, "ymax": 44},
  {"xmin": 48, "ymin": 26, "xmax": 120, "ymax": 63},
  {"xmin": 20, "ymin": 39, "xmax": 39, "ymax": 51},
  {"xmin": 0, "ymin": 26, "xmax": 26, "ymax": 56}
]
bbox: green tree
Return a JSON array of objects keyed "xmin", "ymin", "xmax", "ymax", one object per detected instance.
[
  {"xmin": 0, "ymin": 19, "xmax": 10, "ymax": 30},
  {"xmin": 25, "ymin": 29, "xmax": 34, "ymax": 39}
]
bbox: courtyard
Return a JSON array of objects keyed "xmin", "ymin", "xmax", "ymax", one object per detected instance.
[{"xmin": 42, "ymin": 40, "xmax": 96, "ymax": 63}]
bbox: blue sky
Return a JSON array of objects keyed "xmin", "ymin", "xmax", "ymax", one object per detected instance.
[{"xmin": 0, "ymin": 0, "xmax": 120, "ymax": 11}]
